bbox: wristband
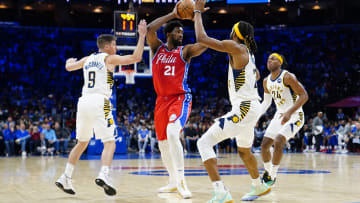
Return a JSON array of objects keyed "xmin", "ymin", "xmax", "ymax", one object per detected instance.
[{"xmin": 194, "ymin": 10, "xmax": 201, "ymax": 13}]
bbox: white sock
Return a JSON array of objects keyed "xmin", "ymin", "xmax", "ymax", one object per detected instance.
[
  {"xmin": 100, "ymin": 165, "xmax": 110, "ymax": 175},
  {"xmin": 251, "ymin": 177, "xmax": 261, "ymax": 186},
  {"xmin": 64, "ymin": 163, "xmax": 74, "ymax": 178},
  {"xmin": 263, "ymin": 161, "xmax": 272, "ymax": 173},
  {"xmin": 270, "ymin": 165, "xmax": 280, "ymax": 179},
  {"xmin": 212, "ymin": 180, "xmax": 226, "ymax": 192},
  {"xmin": 167, "ymin": 121, "xmax": 185, "ymax": 183},
  {"xmin": 159, "ymin": 140, "xmax": 177, "ymax": 185}
]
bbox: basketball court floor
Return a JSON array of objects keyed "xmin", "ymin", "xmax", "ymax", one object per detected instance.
[{"xmin": 1, "ymin": 152, "xmax": 359, "ymax": 203}]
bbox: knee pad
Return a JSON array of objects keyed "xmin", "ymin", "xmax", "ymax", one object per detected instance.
[
  {"xmin": 197, "ymin": 135, "xmax": 217, "ymax": 162},
  {"xmin": 166, "ymin": 120, "xmax": 182, "ymax": 140}
]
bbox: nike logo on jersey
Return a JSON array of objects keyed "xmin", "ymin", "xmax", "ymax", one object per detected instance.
[{"xmin": 155, "ymin": 53, "xmax": 177, "ymax": 64}]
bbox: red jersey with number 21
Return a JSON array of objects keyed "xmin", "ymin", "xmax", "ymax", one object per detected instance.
[{"xmin": 152, "ymin": 44, "xmax": 190, "ymax": 96}]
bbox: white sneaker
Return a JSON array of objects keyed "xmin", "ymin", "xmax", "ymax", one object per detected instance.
[
  {"xmin": 158, "ymin": 183, "xmax": 177, "ymax": 193},
  {"xmin": 22, "ymin": 151, "xmax": 26, "ymax": 157},
  {"xmin": 177, "ymin": 179, "xmax": 192, "ymax": 199},
  {"xmin": 55, "ymin": 174, "xmax": 75, "ymax": 195},
  {"xmin": 95, "ymin": 172, "xmax": 116, "ymax": 196}
]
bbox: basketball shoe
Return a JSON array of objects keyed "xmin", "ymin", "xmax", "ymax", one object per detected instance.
[
  {"xmin": 262, "ymin": 170, "xmax": 276, "ymax": 186},
  {"xmin": 241, "ymin": 183, "xmax": 271, "ymax": 201},
  {"xmin": 55, "ymin": 173, "xmax": 75, "ymax": 195},
  {"xmin": 95, "ymin": 172, "xmax": 117, "ymax": 196},
  {"xmin": 158, "ymin": 182, "xmax": 178, "ymax": 193},
  {"xmin": 207, "ymin": 190, "xmax": 234, "ymax": 203},
  {"xmin": 177, "ymin": 179, "xmax": 192, "ymax": 199}
]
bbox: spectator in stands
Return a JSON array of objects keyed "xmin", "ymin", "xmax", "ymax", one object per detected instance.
[
  {"xmin": 42, "ymin": 123, "xmax": 57, "ymax": 153},
  {"xmin": 149, "ymin": 124, "xmax": 158, "ymax": 153},
  {"xmin": 15, "ymin": 122, "xmax": 30, "ymax": 156},
  {"xmin": 312, "ymin": 111, "xmax": 324, "ymax": 152},
  {"xmin": 336, "ymin": 108, "xmax": 345, "ymax": 121},
  {"xmin": 0, "ymin": 127, "xmax": 4, "ymax": 155},
  {"xmin": 36, "ymin": 133, "xmax": 54, "ymax": 155},
  {"xmin": 3, "ymin": 123, "xmax": 15, "ymax": 156},
  {"xmin": 29, "ymin": 125, "xmax": 40, "ymax": 154},
  {"xmin": 184, "ymin": 124, "xmax": 199, "ymax": 153},
  {"xmin": 54, "ymin": 121, "xmax": 70, "ymax": 154},
  {"xmin": 137, "ymin": 125, "xmax": 149, "ymax": 153}
]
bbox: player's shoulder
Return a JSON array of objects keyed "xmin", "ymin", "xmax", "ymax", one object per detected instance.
[{"xmin": 283, "ymin": 70, "xmax": 297, "ymax": 80}]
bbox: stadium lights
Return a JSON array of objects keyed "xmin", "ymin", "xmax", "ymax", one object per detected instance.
[
  {"xmin": 312, "ymin": 4, "xmax": 320, "ymax": 10},
  {"xmin": 0, "ymin": 3, "xmax": 7, "ymax": 9},
  {"xmin": 93, "ymin": 7, "xmax": 103, "ymax": 13},
  {"xmin": 278, "ymin": 6, "xmax": 287, "ymax": 12},
  {"xmin": 23, "ymin": 5, "xmax": 33, "ymax": 10},
  {"xmin": 218, "ymin": 9, "xmax": 227, "ymax": 14}
]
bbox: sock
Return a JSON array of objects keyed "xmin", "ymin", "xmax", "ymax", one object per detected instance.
[
  {"xmin": 167, "ymin": 121, "xmax": 185, "ymax": 183},
  {"xmin": 270, "ymin": 165, "xmax": 280, "ymax": 179},
  {"xmin": 263, "ymin": 161, "xmax": 272, "ymax": 173},
  {"xmin": 64, "ymin": 163, "xmax": 74, "ymax": 178},
  {"xmin": 100, "ymin": 165, "xmax": 110, "ymax": 175},
  {"xmin": 159, "ymin": 140, "xmax": 177, "ymax": 185},
  {"xmin": 251, "ymin": 177, "xmax": 261, "ymax": 187},
  {"xmin": 212, "ymin": 180, "xmax": 226, "ymax": 192}
]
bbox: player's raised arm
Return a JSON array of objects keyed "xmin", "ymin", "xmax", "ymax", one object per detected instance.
[
  {"xmin": 65, "ymin": 57, "xmax": 88, "ymax": 72},
  {"xmin": 147, "ymin": 3, "xmax": 180, "ymax": 54},
  {"xmin": 182, "ymin": 43, "xmax": 207, "ymax": 62},
  {"xmin": 106, "ymin": 20, "xmax": 147, "ymax": 68},
  {"xmin": 193, "ymin": 0, "xmax": 242, "ymax": 54}
]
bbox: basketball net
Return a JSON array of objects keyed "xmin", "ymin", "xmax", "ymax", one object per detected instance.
[{"xmin": 124, "ymin": 70, "xmax": 135, "ymax": 84}]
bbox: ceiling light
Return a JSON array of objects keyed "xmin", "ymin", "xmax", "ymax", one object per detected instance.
[{"xmin": 278, "ymin": 7, "xmax": 287, "ymax": 12}]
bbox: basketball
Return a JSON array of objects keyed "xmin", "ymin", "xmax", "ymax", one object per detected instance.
[{"xmin": 177, "ymin": 0, "xmax": 195, "ymax": 20}]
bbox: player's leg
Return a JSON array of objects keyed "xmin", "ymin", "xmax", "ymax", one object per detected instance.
[
  {"xmin": 94, "ymin": 98, "xmax": 117, "ymax": 196},
  {"xmin": 269, "ymin": 134, "xmax": 286, "ymax": 182},
  {"xmin": 166, "ymin": 94, "xmax": 192, "ymax": 198},
  {"xmin": 261, "ymin": 117, "xmax": 279, "ymax": 186},
  {"xmin": 197, "ymin": 118, "xmax": 234, "ymax": 203},
  {"xmin": 55, "ymin": 97, "xmax": 94, "ymax": 195},
  {"xmin": 236, "ymin": 101, "xmax": 271, "ymax": 201},
  {"xmin": 155, "ymin": 99, "xmax": 178, "ymax": 193}
]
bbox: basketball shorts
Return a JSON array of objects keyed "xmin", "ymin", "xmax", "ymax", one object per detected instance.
[
  {"xmin": 264, "ymin": 111, "xmax": 305, "ymax": 140},
  {"xmin": 76, "ymin": 94, "xmax": 115, "ymax": 142},
  {"xmin": 205, "ymin": 100, "xmax": 261, "ymax": 148},
  {"xmin": 154, "ymin": 94, "xmax": 192, "ymax": 141}
]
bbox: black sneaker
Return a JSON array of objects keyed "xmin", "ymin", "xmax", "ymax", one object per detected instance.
[{"xmin": 262, "ymin": 170, "xmax": 276, "ymax": 186}]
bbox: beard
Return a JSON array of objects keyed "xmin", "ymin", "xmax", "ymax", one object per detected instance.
[{"xmin": 171, "ymin": 38, "xmax": 182, "ymax": 47}]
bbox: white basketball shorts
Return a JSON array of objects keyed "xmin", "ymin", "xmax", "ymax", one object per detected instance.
[
  {"xmin": 76, "ymin": 94, "xmax": 115, "ymax": 142},
  {"xmin": 264, "ymin": 111, "xmax": 305, "ymax": 140}
]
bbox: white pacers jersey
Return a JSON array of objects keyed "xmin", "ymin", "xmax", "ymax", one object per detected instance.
[
  {"xmin": 265, "ymin": 70, "xmax": 305, "ymax": 140},
  {"xmin": 228, "ymin": 52, "xmax": 260, "ymax": 105},
  {"xmin": 82, "ymin": 52, "xmax": 114, "ymax": 99},
  {"xmin": 266, "ymin": 70, "xmax": 303, "ymax": 114}
]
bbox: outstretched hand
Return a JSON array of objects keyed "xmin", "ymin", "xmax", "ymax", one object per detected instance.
[
  {"xmin": 66, "ymin": 58, "xmax": 77, "ymax": 64},
  {"xmin": 194, "ymin": 0, "xmax": 210, "ymax": 13},
  {"xmin": 138, "ymin": 19, "xmax": 147, "ymax": 37},
  {"xmin": 172, "ymin": 2, "xmax": 181, "ymax": 19}
]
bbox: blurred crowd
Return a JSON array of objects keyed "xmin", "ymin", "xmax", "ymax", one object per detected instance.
[{"xmin": 0, "ymin": 24, "xmax": 359, "ymax": 156}]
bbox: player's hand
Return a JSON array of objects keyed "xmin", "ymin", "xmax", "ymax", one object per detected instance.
[
  {"xmin": 66, "ymin": 58, "xmax": 77, "ymax": 64},
  {"xmin": 194, "ymin": 0, "xmax": 210, "ymax": 13},
  {"xmin": 138, "ymin": 19, "xmax": 147, "ymax": 37},
  {"xmin": 172, "ymin": 2, "xmax": 181, "ymax": 19},
  {"xmin": 279, "ymin": 111, "xmax": 292, "ymax": 125}
]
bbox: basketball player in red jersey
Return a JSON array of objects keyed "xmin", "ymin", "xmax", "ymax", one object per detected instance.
[{"xmin": 147, "ymin": 3, "xmax": 207, "ymax": 199}]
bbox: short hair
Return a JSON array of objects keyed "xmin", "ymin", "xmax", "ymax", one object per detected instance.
[
  {"xmin": 96, "ymin": 34, "xmax": 116, "ymax": 49},
  {"xmin": 163, "ymin": 21, "xmax": 183, "ymax": 36}
]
